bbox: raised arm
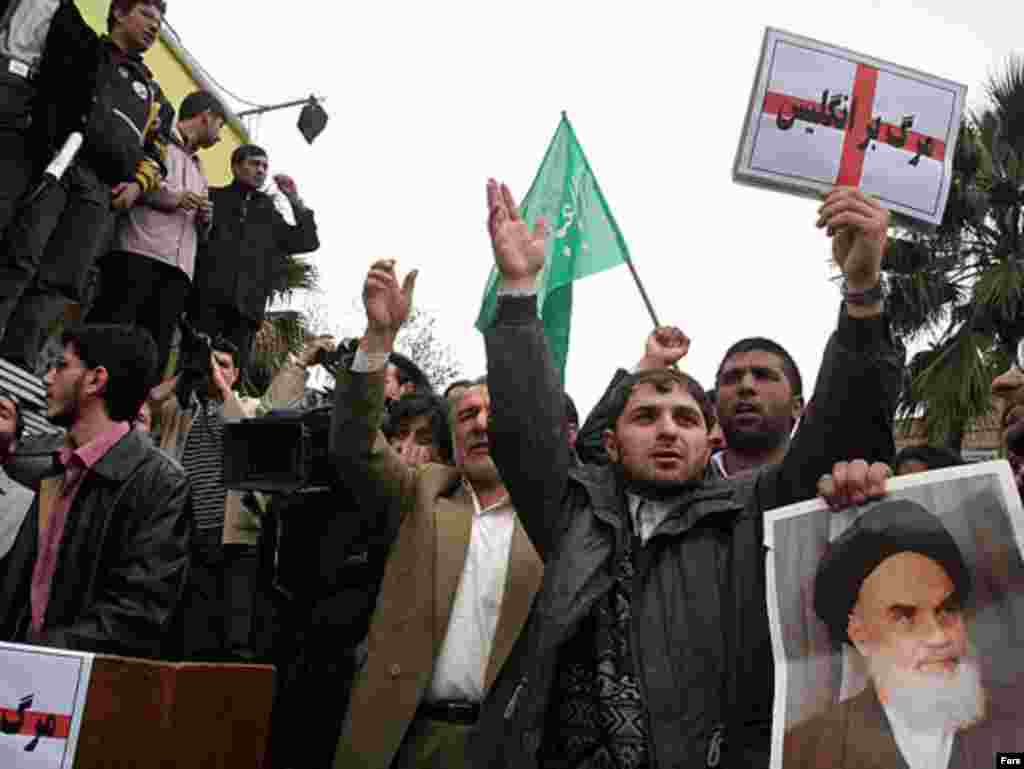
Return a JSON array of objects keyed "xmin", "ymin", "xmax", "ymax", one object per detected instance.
[
  {"xmin": 273, "ymin": 174, "xmax": 320, "ymax": 255},
  {"xmin": 483, "ymin": 180, "xmax": 571, "ymax": 560},
  {"xmin": 328, "ymin": 261, "xmax": 420, "ymax": 539},
  {"xmin": 761, "ymin": 188, "xmax": 904, "ymax": 509}
]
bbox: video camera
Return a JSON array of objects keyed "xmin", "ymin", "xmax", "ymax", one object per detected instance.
[
  {"xmin": 221, "ymin": 338, "xmax": 362, "ymax": 493},
  {"xmin": 223, "ymin": 405, "xmax": 336, "ymax": 493}
]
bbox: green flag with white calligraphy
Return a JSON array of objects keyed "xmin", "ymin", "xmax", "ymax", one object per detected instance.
[{"xmin": 475, "ymin": 113, "xmax": 630, "ymax": 384}]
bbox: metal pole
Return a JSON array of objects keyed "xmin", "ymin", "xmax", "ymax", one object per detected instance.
[
  {"xmin": 622, "ymin": 254, "xmax": 661, "ymax": 329},
  {"xmin": 237, "ymin": 96, "xmax": 326, "ymax": 118}
]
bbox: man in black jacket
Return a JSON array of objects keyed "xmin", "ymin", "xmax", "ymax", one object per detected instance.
[
  {"xmin": 474, "ymin": 180, "xmax": 904, "ymax": 769},
  {"xmin": 0, "ymin": 324, "xmax": 190, "ymax": 658},
  {"xmin": 191, "ymin": 144, "xmax": 320, "ymax": 377},
  {"xmin": 0, "ymin": 0, "xmax": 167, "ymax": 373}
]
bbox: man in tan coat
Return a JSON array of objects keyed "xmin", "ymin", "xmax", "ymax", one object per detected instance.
[{"xmin": 330, "ymin": 260, "xmax": 543, "ymax": 769}]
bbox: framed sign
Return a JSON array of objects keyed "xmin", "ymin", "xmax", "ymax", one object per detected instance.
[
  {"xmin": 0, "ymin": 643, "xmax": 93, "ymax": 769},
  {"xmin": 734, "ymin": 27, "xmax": 967, "ymax": 227}
]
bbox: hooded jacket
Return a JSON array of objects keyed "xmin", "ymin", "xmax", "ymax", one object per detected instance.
[{"xmin": 32, "ymin": 1, "xmax": 164, "ymax": 192}]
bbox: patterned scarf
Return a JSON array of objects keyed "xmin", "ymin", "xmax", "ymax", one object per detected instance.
[{"xmin": 538, "ymin": 530, "xmax": 650, "ymax": 769}]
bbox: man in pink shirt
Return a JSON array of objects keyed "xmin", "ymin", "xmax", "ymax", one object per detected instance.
[
  {"xmin": 88, "ymin": 90, "xmax": 225, "ymax": 375},
  {"xmin": 0, "ymin": 324, "xmax": 190, "ymax": 657}
]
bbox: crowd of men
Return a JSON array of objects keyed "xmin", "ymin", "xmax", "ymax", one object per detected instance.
[{"xmin": 0, "ymin": 2, "xmax": 1021, "ymax": 768}]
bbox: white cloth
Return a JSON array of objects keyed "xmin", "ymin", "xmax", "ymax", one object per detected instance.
[
  {"xmin": 627, "ymin": 493, "xmax": 673, "ymax": 543},
  {"xmin": 883, "ymin": 703, "xmax": 955, "ymax": 769},
  {"xmin": 711, "ymin": 451, "xmax": 729, "ymax": 478},
  {"xmin": 1, "ymin": 0, "xmax": 60, "ymax": 66},
  {"xmin": 427, "ymin": 482, "xmax": 515, "ymax": 703}
]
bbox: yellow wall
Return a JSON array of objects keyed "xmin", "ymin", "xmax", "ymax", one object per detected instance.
[{"xmin": 76, "ymin": 0, "xmax": 244, "ymax": 186}]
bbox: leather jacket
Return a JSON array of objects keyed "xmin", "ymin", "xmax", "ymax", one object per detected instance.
[{"xmin": 0, "ymin": 430, "xmax": 192, "ymax": 658}]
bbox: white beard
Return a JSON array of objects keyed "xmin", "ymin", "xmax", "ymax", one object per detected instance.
[{"xmin": 872, "ymin": 656, "xmax": 986, "ymax": 733}]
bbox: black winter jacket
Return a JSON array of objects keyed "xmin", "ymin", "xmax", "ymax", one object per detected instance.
[
  {"xmin": 33, "ymin": 2, "xmax": 163, "ymax": 187},
  {"xmin": 0, "ymin": 430, "xmax": 191, "ymax": 658},
  {"xmin": 475, "ymin": 295, "xmax": 903, "ymax": 769},
  {"xmin": 192, "ymin": 182, "xmax": 320, "ymax": 322}
]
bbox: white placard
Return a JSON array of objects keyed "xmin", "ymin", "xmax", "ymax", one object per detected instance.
[
  {"xmin": 0, "ymin": 643, "xmax": 93, "ymax": 769},
  {"xmin": 764, "ymin": 461, "xmax": 1024, "ymax": 769},
  {"xmin": 734, "ymin": 27, "xmax": 967, "ymax": 227}
]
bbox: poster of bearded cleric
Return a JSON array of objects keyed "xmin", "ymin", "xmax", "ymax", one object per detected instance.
[{"xmin": 765, "ymin": 460, "xmax": 1024, "ymax": 769}]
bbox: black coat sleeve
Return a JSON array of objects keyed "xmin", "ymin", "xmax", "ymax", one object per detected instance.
[
  {"xmin": 757, "ymin": 307, "xmax": 905, "ymax": 512},
  {"xmin": 274, "ymin": 204, "xmax": 320, "ymax": 257},
  {"xmin": 485, "ymin": 294, "xmax": 570, "ymax": 561}
]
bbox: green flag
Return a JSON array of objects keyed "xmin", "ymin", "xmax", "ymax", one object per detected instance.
[{"xmin": 476, "ymin": 113, "xmax": 631, "ymax": 383}]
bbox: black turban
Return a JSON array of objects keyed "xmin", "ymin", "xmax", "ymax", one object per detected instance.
[{"xmin": 813, "ymin": 498, "xmax": 971, "ymax": 645}]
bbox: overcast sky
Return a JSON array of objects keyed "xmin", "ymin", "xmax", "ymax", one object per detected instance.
[{"xmin": 169, "ymin": 1, "xmax": 1016, "ymax": 417}]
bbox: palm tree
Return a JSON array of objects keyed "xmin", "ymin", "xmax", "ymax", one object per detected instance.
[
  {"xmin": 885, "ymin": 55, "xmax": 1024, "ymax": 450},
  {"xmin": 246, "ymin": 254, "xmax": 319, "ymax": 394}
]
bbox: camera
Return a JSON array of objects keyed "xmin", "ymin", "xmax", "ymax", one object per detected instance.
[{"xmin": 222, "ymin": 405, "xmax": 335, "ymax": 493}]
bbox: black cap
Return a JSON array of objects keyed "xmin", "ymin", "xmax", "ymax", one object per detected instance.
[{"xmin": 813, "ymin": 498, "xmax": 972, "ymax": 645}]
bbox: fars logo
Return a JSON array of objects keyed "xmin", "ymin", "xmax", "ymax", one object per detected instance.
[{"xmin": 131, "ymin": 81, "xmax": 149, "ymax": 101}]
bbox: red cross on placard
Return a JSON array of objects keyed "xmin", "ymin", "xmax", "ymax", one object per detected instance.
[
  {"xmin": 0, "ymin": 705, "xmax": 71, "ymax": 739},
  {"xmin": 761, "ymin": 63, "xmax": 947, "ymax": 187}
]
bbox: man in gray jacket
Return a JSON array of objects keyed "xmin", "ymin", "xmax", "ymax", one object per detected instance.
[{"xmin": 475, "ymin": 180, "xmax": 903, "ymax": 769}]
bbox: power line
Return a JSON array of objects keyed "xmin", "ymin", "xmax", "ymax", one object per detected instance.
[{"xmin": 161, "ymin": 17, "xmax": 269, "ymax": 110}]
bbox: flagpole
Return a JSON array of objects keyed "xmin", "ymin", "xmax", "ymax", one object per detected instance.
[{"xmin": 622, "ymin": 254, "xmax": 661, "ymax": 329}]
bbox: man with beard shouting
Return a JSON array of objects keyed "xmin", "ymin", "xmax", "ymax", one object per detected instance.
[
  {"xmin": 713, "ymin": 337, "xmax": 804, "ymax": 478},
  {"xmin": 785, "ymin": 498, "xmax": 1022, "ymax": 769}
]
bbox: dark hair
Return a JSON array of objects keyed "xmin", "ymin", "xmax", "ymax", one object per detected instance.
[
  {"xmin": 443, "ymin": 379, "xmax": 473, "ymax": 400},
  {"xmin": 61, "ymin": 325, "xmax": 158, "ymax": 422},
  {"xmin": 894, "ymin": 445, "xmax": 965, "ymax": 471},
  {"xmin": 108, "ymin": 0, "xmax": 166, "ymax": 31},
  {"xmin": 389, "ymin": 352, "xmax": 431, "ymax": 393},
  {"xmin": 383, "ymin": 392, "xmax": 453, "ymax": 464},
  {"xmin": 231, "ymin": 144, "xmax": 268, "ymax": 166},
  {"xmin": 716, "ymin": 337, "xmax": 803, "ymax": 398},
  {"xmin": 178, "ymin": 90, "xmax": 226, "ymax": 123},
  {"xmin": 210, "ymin": 336, "xmax": 240, "ymax": 369},
  {"xmin": 0, "ymin": 388, "xmax": 25, "ymax": 443},
  {"xmin": 605, "ymin": 369, "xmax": 715, "ymax": 433}
]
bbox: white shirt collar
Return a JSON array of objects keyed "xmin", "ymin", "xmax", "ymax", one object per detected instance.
[
  {"xmin": 626, "ymin": 492, "xmax": 674, "ymax": 543},
  {"xmin": 463, "ymin": 478, "xmax": 509, "ymax": 517}
]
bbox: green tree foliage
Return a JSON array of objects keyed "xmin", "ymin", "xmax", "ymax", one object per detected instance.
[
  {"xmin": 886, "ymin": 56, "xmax": 1024, "ymax": 449},
  {"xmin": 395, "ymin": 309, "xmax": 463, "ymax": 393}
]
